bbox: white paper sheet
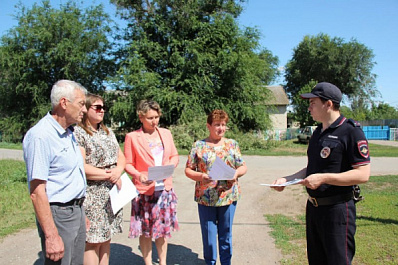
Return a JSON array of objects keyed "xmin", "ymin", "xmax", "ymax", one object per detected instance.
[
  {"xmin": 208, "ymin": 156, "xmax": 236, "ymax": 180},
  {"xmin": 147, "ymin": 164, "xmax": 175, "ymax": 181},
  {"xmin": 109, "ymin": 173, "xmax": 139, "ymax": 215},
  {"xmin": 260, "ymin": 178, "xmax": 303, "ymax": 187}
]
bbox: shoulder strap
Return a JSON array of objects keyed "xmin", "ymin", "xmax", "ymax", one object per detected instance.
[{"xmin": 347, "ymin": 118, "xmax": 361, "ymax": 127}]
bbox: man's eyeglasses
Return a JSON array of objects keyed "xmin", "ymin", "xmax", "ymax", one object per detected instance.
[{"xmin": 90, "ymin": 105, "xmax": 107, "ymax": 112}]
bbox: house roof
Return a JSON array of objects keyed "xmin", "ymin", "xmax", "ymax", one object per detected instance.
[{"xmin": 266, "ymin": 85, "xmax": 289, "ymax": 106}]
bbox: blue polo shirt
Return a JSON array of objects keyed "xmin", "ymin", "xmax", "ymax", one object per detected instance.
[{"xmin": 23, "ymin": 112, "xmax": 86, "ymax": 203}]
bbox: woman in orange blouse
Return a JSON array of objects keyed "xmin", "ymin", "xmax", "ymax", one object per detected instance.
[{"xmin": 124, "ymin": 100, "xmax": 179, "ymax": 265}]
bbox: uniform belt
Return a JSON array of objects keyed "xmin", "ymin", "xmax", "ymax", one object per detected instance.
[
  {"xmin": 308, "ymin": 192, "xmax": 353, "ymax": 207},
  {"xmin": 50, "ymin": 197, "xmax": 85, "ymax": 207}
]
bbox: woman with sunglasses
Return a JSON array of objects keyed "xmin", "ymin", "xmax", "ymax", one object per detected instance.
[
  {"xmin": 75, "ymin": 93, "xmax": 126, "ymax": 265},
  {"xmin": 124, "ymin": 99, "xmax": 179, "ymax": 265}
]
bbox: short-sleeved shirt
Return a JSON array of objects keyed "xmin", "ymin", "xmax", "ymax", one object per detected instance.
[
  {"xmin": 186, "ymin": 138, "xmax": 245, "ymax": 207},
  {"xmin": 306, "ymin": 115, "xmax": 370, "ymax": 198},
  {"xmin": 74, "ymin": 126, "xmax": 119, "ymax": 168},
  {"xmin": 23, "ymin": 112, "xmax": 86, "ymax": 203}
]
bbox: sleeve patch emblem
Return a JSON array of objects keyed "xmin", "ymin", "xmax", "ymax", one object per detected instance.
[{"xmin": 357, "ymin": 140, "xmax": 369, "ymax": 158}]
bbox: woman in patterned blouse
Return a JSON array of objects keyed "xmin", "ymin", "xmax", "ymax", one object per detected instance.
[
  {"xmin": 185, "ymin": 109, "xmax": 247, "ymax": 265},
  {"xmin": 124, "ymin": 100, "xmax": 179, "ymax": 265},
  {"xmin": 75, "ymin": 93, "xmax": 126, "ymax": 265}
]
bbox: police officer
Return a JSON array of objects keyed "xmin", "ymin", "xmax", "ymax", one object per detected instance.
[{"xmin": 271, "ymin": 82, "xmax": 370, "ymax": 265}]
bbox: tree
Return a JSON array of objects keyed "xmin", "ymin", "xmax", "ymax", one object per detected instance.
[
  {"xmin": 285, "ymin": 33, "xmax": 378, "ymax": 126},
  {"xmin": 367, "ymin": 102, "xmax": 398, "ymax": 120},
  {"xmin": 292, "ymin": 80, "xmax": 317, "ymax": 127},
  {"xmin": 0, "ymin": 0, "xmax": 116, "ymax": 142},
  {"xmin": 109, "ymin": 0, "xmax": 279, "ymax": 131},
  {"xmin": 285, "ymin": 33, "xmax": 378, "ymax": 109}
]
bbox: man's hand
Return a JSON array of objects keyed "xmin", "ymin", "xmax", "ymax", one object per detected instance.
[
  {"xmin": 300, "ymin": 173, "xmax": 324, "ymax": 190},
  {"xmin": 45, "ymin": 234, "xmax": 65, "ymax": 261}
]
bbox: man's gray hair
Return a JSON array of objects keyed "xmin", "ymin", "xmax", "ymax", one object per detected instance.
[{"xmin": 50, "ymin": 80, "xmax": 87, "ymax": 108}]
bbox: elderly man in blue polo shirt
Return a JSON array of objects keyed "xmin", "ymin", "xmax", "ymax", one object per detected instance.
[
  {"xmin": 271, "ymin": 82, "xmax": 370, "ymax": 265},
  {"xmin": 23, "ymin": 80, "xmax": 88, "ymax": 265}
]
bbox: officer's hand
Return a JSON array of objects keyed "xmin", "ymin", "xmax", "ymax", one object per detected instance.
[
  {"xmin": 301, "ymin": 174, "xmax": 323, "ymax": 190},
  {"xmin": 271, "ymin": 178, "xmax": 287, "ymax": 192}
]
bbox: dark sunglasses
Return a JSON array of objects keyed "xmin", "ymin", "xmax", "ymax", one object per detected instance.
[{"xmin": 90, "ymin": 105, "xmax": 107, "ymax": 112}]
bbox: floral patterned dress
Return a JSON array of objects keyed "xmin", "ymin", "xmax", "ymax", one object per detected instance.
[
  {"xmin": 75, "ymin": 126, "xmax": 123, "ymax": 243},
  {"xmin": 128, "ymin": 136, "xmax": 179, "ymax": 239},
  {"xmin": 186, "ymin": 138, "xmax": 245, "ymax": 207}
]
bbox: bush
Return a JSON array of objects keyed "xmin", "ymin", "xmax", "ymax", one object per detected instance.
[{"xmin": 170, "ymin": 119, "xmax": 275, "ymax": 152}]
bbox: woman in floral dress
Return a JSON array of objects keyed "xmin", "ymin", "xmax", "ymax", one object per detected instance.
[
  {"xmin": 75, "ymin": 93, "xmax": 125, "ymax": 265},
  {"xmin": 124, "ymin": 100, "xmax": 179, "ymax": 265},
  {"xmin": 185, "ymin": 109, "xmax": 247, "ymax": 265}
]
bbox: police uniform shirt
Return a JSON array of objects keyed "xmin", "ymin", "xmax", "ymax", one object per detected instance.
[{"xmin": 306, "ymin": 115, "xmax": 370, "ymax": 198}]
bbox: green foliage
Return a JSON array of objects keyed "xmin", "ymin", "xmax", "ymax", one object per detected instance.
[
  {"xmin": 340, "ymin": 101, "xmax": 398, "ymax": 122},
  {"xmin": 0, "ymin": 160, "xmax": 35, "ymax": 238},
  {"xmin": 110, "ymin": 0, "xmax": 279, "ymax": 132},
  {"xmin": 0, "ymin": 0, "xmax": 117, "ymax": 142},
  {"xmin": 169, "ymin": 117, "xmax": 274, "ymax": 153},
  {"xmin": 367, "ymin": 102, "xmax": 398, "ymax": 120},
  {"xmin": 285, "ymin": 33, "xmax": 377, "ymax": 109},
  {"xmin": 291, "ymin": 80, "xmax": 317, "ymax": 127}
]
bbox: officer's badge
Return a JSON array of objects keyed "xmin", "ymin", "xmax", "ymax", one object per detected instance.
[
  {"xmin": 320, "ymin": 146, "xmax": 331, "ymax": 158},
  {"xmin": 357, "ymin": 140, "xmax": 369, "ymax": 158}
]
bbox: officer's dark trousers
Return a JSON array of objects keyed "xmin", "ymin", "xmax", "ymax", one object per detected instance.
[{"xmin": 306, "ymin": 199, "xmax": 356, "ymax": 265}]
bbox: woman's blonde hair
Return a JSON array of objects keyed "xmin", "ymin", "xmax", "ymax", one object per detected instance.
[
  {"xmin": 79, "ymin": 93, "xmax": 109, "ymax": 136},
  {"xmin": 136, "ymin": 99, "xmax": 162, "ymax": 117}
]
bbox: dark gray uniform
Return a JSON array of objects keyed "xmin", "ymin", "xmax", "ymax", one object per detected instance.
[{"xmin": 305, "ymin": 115, "xmax": 370, "ymax": 265}]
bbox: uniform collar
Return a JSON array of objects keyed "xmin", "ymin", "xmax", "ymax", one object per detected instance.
[{"xmin": 329, "ymin": 115, "xmax": 346, "ymax": 129}]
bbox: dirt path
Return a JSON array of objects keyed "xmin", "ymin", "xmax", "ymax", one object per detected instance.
[{"xmin": 1, "ymin": 150, "xmax": 397, "ymax": 265}]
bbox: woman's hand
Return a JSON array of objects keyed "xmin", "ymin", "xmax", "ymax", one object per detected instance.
[
  {"xmin": 85, "ymin": 216, "xmax": 91, "ymax": 232},
  {"xmin": 201, "ymin": 173, "xmax": 215, "ymax": 185},
  {"xmin": 115, "ymin": 178, "xmax": 122, "ymax": 190},
  {"xmin": 107, "ymin": 168, "xmax": 123, "ymax": 184},
  {"xmin": 228, "ymin": 171, "xmax": 239, "ymax": 184},
  {"xmin": 139, "ymin": 173, "xmax": 153, "ymax": 185}
]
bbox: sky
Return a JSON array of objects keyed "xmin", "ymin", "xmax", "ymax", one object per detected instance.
[{"xmin": 1, "ymin": 0, "xmax": 397, "ymax": 107}]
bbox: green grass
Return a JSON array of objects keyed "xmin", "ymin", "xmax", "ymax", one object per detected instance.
[
  {"xmin": 368, "ymin": 143, "xmax": 398, "ymax": 157},
  {"xmin": 0, "ymin": 142, "xmax": 23, "ymax": 150},
  {"xmin": 0, "ymin": 160, "xmax": 36, "ymax": 238},
  {"xmin": 265, "ymin": 175, "xmax": 398, "ymax": 265}
]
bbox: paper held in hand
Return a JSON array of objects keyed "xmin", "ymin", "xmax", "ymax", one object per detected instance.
[
  {"xmin": 260, "ymin": 178, "xmax": 303, "ymax": 187},
  {"xmin": 208, "ymin": 156, "xmax": 236, "ymax": 180},
  {"xmin": 147, "ymin": 164, "xmax": 175, "ymax": 181},
  {"xmin": 109, "ymin": 173, "xmax": 139, "ymax": 215}
]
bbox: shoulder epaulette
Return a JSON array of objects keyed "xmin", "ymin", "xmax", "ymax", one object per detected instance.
[{"xmin": 347, "ymin": 119, "xmax": 361, "ymax": 127}]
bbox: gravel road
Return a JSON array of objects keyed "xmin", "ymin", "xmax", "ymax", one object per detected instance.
[{"xmin": 1, "ymin": 148, "xmax": 397, "ymax": 265}]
